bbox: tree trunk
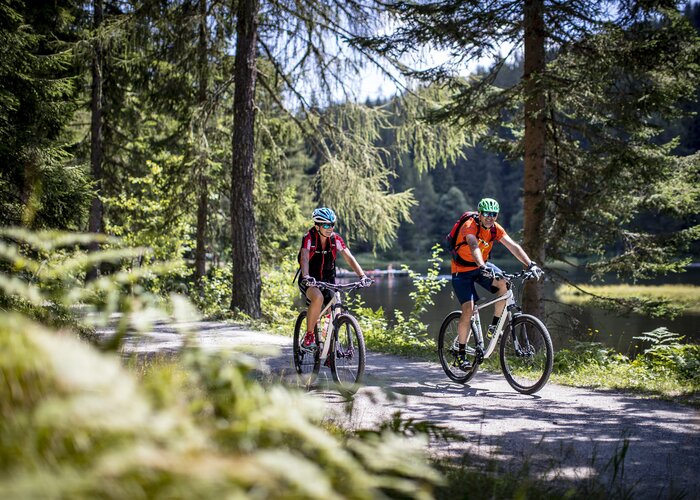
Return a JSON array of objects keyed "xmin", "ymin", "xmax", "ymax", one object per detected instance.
[
  {"xmin": 87, "ymin": 0, "xmax": 104, "ymax": 282},
  {"xmin": 522, "ymin": 0, "xmax": 546, "ymax": 317},
  {"xmin": 194, "ymin": 0, "xmax": 209, "ymax": 283},
  {"xmin": 230, "ymin": 0, "xmax": 262, "ymax": 318}
]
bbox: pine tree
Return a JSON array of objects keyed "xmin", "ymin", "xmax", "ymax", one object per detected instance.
[
  {"xmin": 230, "ymin": 0, "xmax": 262, "ymax": 317},
  {"xmin": 86, "ymin": 0, "xmax": 104, "ymax": 281}
]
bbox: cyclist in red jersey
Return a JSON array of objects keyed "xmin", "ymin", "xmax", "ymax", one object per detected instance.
[
  {"xmin": 451, "ymin": 198, "xmax": 543, "ymax": 370},
  {"xmin": 299, "ymin": 207, "xmax": 371, "ymax": 347}
]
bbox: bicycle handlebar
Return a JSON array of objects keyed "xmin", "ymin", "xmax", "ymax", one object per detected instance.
[
  {"xmin": 312, "ymin": 280, "xmax": 373, "ymax": 292},
  {"xmin": 494, "ymin": 269, "xmax": 543, "ymax": 281}
]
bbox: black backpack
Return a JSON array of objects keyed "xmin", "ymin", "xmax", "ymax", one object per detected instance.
[{"xmin": 445, "ymin": 211, "xmax": 497, "ymax": 267}]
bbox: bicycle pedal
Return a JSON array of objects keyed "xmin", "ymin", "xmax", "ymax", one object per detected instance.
[{"xmin": 475, "ymin": 346, "xmax": 484, "ymax": 364}]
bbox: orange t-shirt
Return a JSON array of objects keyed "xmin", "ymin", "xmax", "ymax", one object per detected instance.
[{"xmin": 451, "ymin": 218, "xmax": 506, "ymax": 273}]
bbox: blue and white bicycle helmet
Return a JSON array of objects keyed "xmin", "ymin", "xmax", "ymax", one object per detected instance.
[{"xmin": 312, "ymin": 207, "xmax": 337, "ymax": 225}]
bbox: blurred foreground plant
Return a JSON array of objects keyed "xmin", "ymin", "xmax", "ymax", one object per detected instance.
[
  {"xmin": 0, "ymin": 313, "xmax": 442, "ymax": 498},
  {"xmin": 0, "ymin": 228, "xmax": 443, "ymax": 498},
  {"xmin": 0, "ymin": 227, "xmax": 187, "ymax": 342}
]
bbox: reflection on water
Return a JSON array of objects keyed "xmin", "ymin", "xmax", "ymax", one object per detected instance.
[{"xmin": 341, "ymin": 268, "xmax": 700, "ymax": 354}]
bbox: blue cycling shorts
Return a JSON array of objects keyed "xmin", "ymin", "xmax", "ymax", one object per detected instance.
[{"xmin": 451, "ymin": 262, "xmax": 502, "ymax": 304}]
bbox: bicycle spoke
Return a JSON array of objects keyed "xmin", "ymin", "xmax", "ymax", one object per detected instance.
[
  {"xmin": 292, "ymin": 311, "xmax": 320, "ymax": 387},
  {"xmin": 438, "ymin": 311, "xmax": 479, "ymax": 384},
  {"xmin": 499, "ymin": 315, "xmax": 553, "ymax": 395},
  {"xmin": 330, "ymin": 315, "xmax": 365, "ymax": 394}
]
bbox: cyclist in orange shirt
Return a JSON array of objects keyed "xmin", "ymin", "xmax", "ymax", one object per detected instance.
[{"xmin": 451, "ymin": 198, "xmax": 543, "ymax": 370}]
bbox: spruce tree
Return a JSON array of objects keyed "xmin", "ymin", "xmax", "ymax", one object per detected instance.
[{"xmin": 0, "ymin": 0, "xmax": 91, "ymax": 230}]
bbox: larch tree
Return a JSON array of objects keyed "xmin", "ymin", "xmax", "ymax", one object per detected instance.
[{"xmin": 227, "ymin": 0, "xmax": 425, "ymax": 317}]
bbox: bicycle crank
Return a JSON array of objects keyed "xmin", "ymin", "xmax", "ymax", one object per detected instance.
[{"xmin": 475, "ymin": 345, "xmax": 484, "ymax": 365}]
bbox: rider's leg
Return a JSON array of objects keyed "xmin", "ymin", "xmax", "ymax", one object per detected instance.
[
  {"xmin": 305, "ymin": 287, "xmax": 324, "ymax": 334},
  {"xmin": 492, "ymin": 278, "xmax": 508, "ymax": 318},
  {"xmin": 458, "ymin": 300, "xmax": 474, "ymax": 345},
  {"xmin": 452, "ymin": 270, "xmax": 479, "ymax": 345}
]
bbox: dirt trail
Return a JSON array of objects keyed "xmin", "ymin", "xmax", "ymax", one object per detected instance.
[{"xmin": 110, "ymin": 320, "xmax": 700, "ymax": 499}]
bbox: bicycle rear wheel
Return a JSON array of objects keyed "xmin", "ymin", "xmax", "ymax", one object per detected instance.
[
  {"xmin": 330, "ymin": 314, "xmax": 365, "ymax": 394},
  {"xmin": 437, "ymin": 311, "xmax": 479, "ymax": 384},
  {"xmin": 499, "ymin": 314, "xmax": 553, "ymax": 395},
  {"xmin": 293, "ymin": 311, "xmax": 320, "ymax": 387}
]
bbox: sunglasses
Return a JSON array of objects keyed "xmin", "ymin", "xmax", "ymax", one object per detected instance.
[
  {"xmin": 320, "ymin": 223, "xmax": 334, "ymax": 229},
  {"xmin": 481, "ymin": 211, "xmax": 498, "ymax": 218}
]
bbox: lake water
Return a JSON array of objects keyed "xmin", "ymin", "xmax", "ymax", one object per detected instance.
[{"xmin": 338, "ymin": 265, "xmax": 700, "ymax": 355}]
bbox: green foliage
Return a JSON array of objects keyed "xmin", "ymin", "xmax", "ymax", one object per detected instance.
[
  {"xmin": 254, "ymin": 87, "xmax": 310, "ymax": 262},
  {"xmin": 553, "ymin": 341, "xmax": 625, "ymax": 373},
  {"xmin": 105, "ymin": 156, "xmax": 193, "ymax": 263},
  {"xmin": 190, "ymin": 256, "xmax": 302, "ymax": 328},
  {"xmin": 361, "ymin": 246, "xmax": 446, "ymax": 357},
  {"xmin": 555, "ymin": 283, "xmax": 700, "ymax": 319},
  {"xmin": 0, "ymin": 0, "xmax": 90, "ymax": 230},
  {"xmin": 359, "ymin": 0, "xmax": 700, "ymax": 289},
  {"xmin": 315, "ymin": 103, "xmax": 417, "ymax": 250},
  {"xmin": 0, "ymin": 310, "xmax": 442, "ymax": 499},
  {"xmin": 395, "ymin": 85, "xmax": 485, "ymax": 173},
  {"xmin": 392, "ymin": 245, "xmax": 447, "ymax": 340},
  {"xmin": 189, "ymin": 265, "xmax": 234, "ymax": 320},
  {"xmin": 551, "ymin": 328, "xmax": 700, "ymax": 402},
  {"xmin": 633, "ymin": 328, "xmax": 700, "ymax": 383},
  {"xmin": 259, "ymin": 256, "xmax": 301, "ymax": 333},
  {"xmin": 0, "ymin": 228, "xmax": 186, "ymax": 338},
  {"xmin": 542, "ymin": 10, "xmax": 700, "ymax": 280},
  {"xmin": 0, "ymin": 228, "xmax": 443, "ymax": 499}
]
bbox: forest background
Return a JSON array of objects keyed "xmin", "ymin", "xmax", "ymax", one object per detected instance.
[
  {"xmin": 1, "ymin": 1, "xmax": 700, "ymax": 497},
  {"xmin": 1, "ymin": 0, "xmax": 699, "ymax": 320}
]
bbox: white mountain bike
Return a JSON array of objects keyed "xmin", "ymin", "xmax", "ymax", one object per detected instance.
[
  {"xmin": 437, "ymin": 270, "xmax": 554, "ymax": 395},
  {"xmin": 293, "ymin": 280, "xmax": 372, "ymax": 394}
]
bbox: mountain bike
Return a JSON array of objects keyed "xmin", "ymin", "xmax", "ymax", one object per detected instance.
[
  {"xmin": 293, "ymin": 280, "xmax": 372, "ymax": 394},
  {"xmin": 437, "ymin": 270, "xmax": 554, "ymax": 394}
]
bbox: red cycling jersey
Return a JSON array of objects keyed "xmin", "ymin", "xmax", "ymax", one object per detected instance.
[{"xmin": 301, "ymin": 228, "xmax": 347, "ymax": 281}]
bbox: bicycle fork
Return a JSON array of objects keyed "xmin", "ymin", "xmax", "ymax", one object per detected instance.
[{"xmin": 470, "ymin": 313, "xmax": 485, "ymax": 365}]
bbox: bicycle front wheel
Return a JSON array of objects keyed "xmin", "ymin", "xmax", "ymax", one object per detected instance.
[
  {"xmin": 293, "ymin": 311, "xmax": 320, "ymax": 387},
  {"xmin": 499, "ymin": 314, "xmax": 553, "ymax": 395},
  {"xmin": 330, "ymin": 314, "xmax": 365, "ymax": 394},
  {"xmin": 437, "ymin": 311, "xmax": 479, "ymax": 384}
]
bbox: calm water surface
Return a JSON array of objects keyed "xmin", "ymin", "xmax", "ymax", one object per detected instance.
[{"xmin": 339, "ymin": 266, "xmax": 700, "ymax": 354}]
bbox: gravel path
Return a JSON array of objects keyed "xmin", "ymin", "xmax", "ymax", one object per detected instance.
[{"xmin": 110, "ymin": 320, "xmax": 700, "ymax": 499}]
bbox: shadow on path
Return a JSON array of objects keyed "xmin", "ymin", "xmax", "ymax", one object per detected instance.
[{"xmin": 107, "ymin": 320, "xmax": 700, "ymax": 499}]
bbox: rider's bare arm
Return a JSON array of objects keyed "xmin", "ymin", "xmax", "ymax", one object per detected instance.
[
  {"xmin": 341, "ymin": 248, "xmax": 366, "ymax": 278},
  {"xmin": 300, "ymin": 248, "xmax": 311, "ymax": 277},
  {"xmin": 500, "ymin": 234, "xmax": 534, "ymax": 267},
  {"xmin": 466, "ymin": 234, "xmax": 487, "ymax": 267}
]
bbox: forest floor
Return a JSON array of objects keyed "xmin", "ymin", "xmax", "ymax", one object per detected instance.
[{"xmin": 103, "ymin": 319, "xmax": 700, "ymax": 499}]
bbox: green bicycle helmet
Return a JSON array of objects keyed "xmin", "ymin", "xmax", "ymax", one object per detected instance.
[{"xmin": 477, "ymin": 198, "xmax": 500, "ymax": 213}]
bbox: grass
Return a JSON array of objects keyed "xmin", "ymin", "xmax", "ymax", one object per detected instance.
[{"xmin": 556, "ymin": 283, "xmax": 700, "ymax": 314}]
